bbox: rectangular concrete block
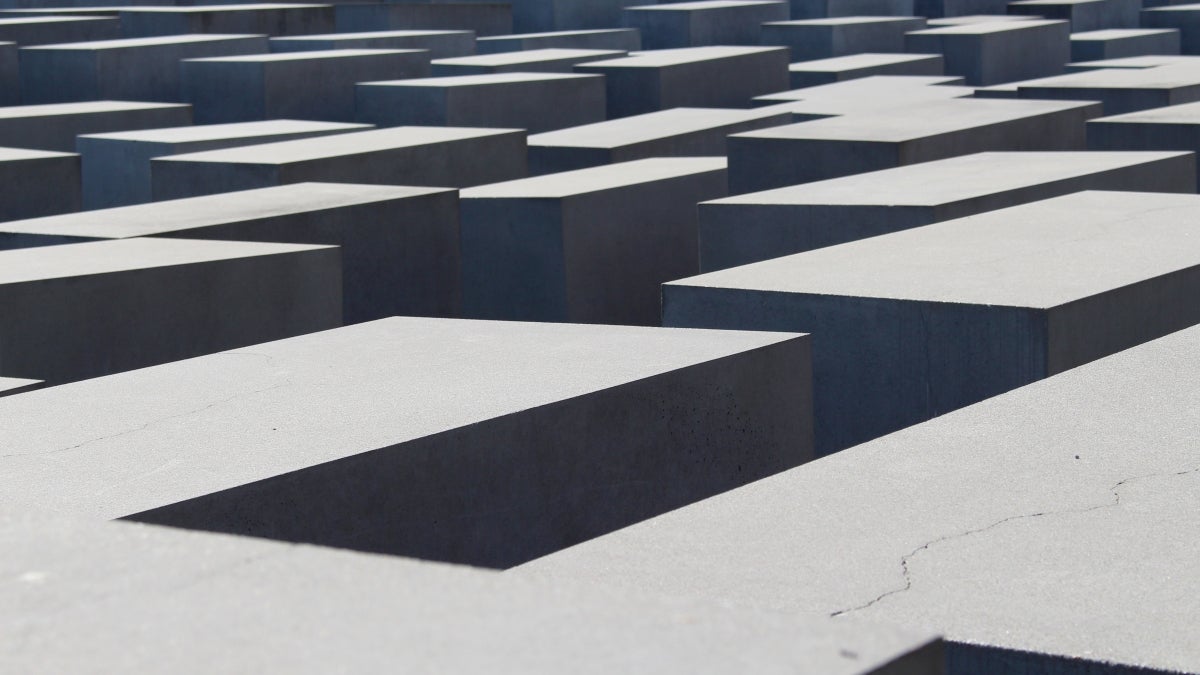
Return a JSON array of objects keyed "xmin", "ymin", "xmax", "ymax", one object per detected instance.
[
  {"xmin": 182, "ymin": 49, "xmax": 431, "ymax": 124},
  {"xmin": 118, "ymin": 4, "xmax": 336, "ymax": 38},
  {"xmin": 431, "ymin": 47, "xmax": 625, "ymax": 74},
  {"xmin": 505, "ymin": 0, "xmax": 640, "ymax": 33},
  {"xmin": 1087, "ymin": 99, "xmax": 1200, "ymax": 188},
  {"xmin": 926, "ymin": 13, "xmax": 1042, "ymax": 24},
  {"xmin": 0, "ymin": 16, "xmax": 117, "ymax": 45},
  {"xmin": 762, "ymin": 17, "xmax": 928, "ymax": 61},
  {"xmin": 335, "ymin": 3, "xmax": 512, "ymax": 37},
  {"xmin": 622, "ymin": 0, "xmax": 789, "ymax": 50},
  {"xmin": 787, "ymin": 52, "xmax": 945, "ymax": 88},
  {"xmin": 1143, "ymin": 4, "xmax": 1200, "ymax": 54},
  {"xmin": 151, "ymin": 126, "xmax": 527, "ymax": 200},
  {"xmin": 475, "ymin": 27, "xmax": 641, "ymax": 53},
  {"xmin": 1064, "ymin": 53, "xmax": 1199, "ymax": 70},
  {"xmin": 727, "ymin": 98, "xmax": 1101, "ymax": 192},
  {"xmin": 527, "ymin": 105, "xmax": 793, "ymax": 174},
  {"xmin": 912, "ymin": 0, "xmax": 1009, "ymax": 16},
  {"xmin": 77, "ymin": 120, "xmax": 371, "ymax": 209},
  {"xmin": 700, "ymin": 150, "xmax": 1195, "ymax": 271},
  {"xmin": 0, "ymin": 182, "xmax": 458, "ymax": 324},
  {"xmin": 663, "ymin": 190, "xmax": 1200, "ymax": 453},
  {"xmin": 0, "ymin": 317, "xmax": 813, "ymax": 569},
  {"xmin": 1070, "ymin": 27, "xmax": 1181, "ymax": 61},
  {"xmin": 575, "ymin": 46, "xmax": 791, "ymax": 118},
  {"xmin": 0, "ymin": 40, "xmax": 16, "ymax": 105},
  {"xmin": 1008, "ymin": 0, "xmax": 1140, "ymax": 31},
  {"xmin": 19, "ymin": 34, "xmax": 269, "ymax": 104},
  {"xmin": 356, "ymin": 72, "xmax": 606, "ymax": 133},
  {"xmin": 996, "ymin": 64, "xmax": 1200, "ymax": 114},
  {"xmin": 0, "ymin": 237, "xmax": 341, "ymax": 385},
  {"xmin": 789, "ymin": 0, "xmax": 915, "ymax": 19},
  {"xmin": 905, "ymin": 19, "xmax": 1071, "ymax": 85},
  {"xmin": 270, "ymin": 29, "xmax": 475, "ymax": 58},
  {"xmin": 461, "ymin": 157, "xmax": 728, "ymax": 326},
  {"xmin": 752, "ymin": 73, "xmax": 972, "ymax": 116},
  {"xmin": 0, "ymin": 147, "xmax": 80, "ymax": 221},
  {"xmin": 0, "ymin": 100, "xmax": 193, "ymax": 152}
]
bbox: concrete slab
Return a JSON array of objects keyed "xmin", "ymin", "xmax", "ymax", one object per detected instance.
[
  {"xmin": 925, "ymin": 13, "xmax": 1041, "ymax": 24},
  {"xmin": 0, "ymin": 376, "xmax": 39, "ymax": 396},
  {"xmin": 335, "ymin": 3, "xmax": 512, "ymax": 37},
  {"xmin": 699, "ymin": 150, "xmax": 1195, "ymax": 271},
  {"xmin": 0, "ymin": 317, "xmax": 812, "ymax": 569},
  {"xmin": 762, "ymin": 17, "xmax": 927, "ymax": 62},
  {"xmin": 475, "ymin": 28, "xmax": 641, "ymax": 54},
  {"xmin": 904, "ymin": 19, "xmax": 1070, "ymax": 86},
  {"xmin": 77, "ymin": 119, "xmax": 370, "ymax": 209},
  {"xmin": 0, "ymin": 182, "xmax": 458, "ymax": 323},
  {"xmin": 151, "ymin": 126, "xmax": 526, "ymax": 200},
  {"xmin": 0, "ymin": 100, "xmax": 193, "ymax": 152},
  {"xmin": 461, "ymin": 157, "xmax": 728, "ymax": 326},
  {"xmin": 1087, "ymin": 99, "xmax": 1200, "ymax": 188},
  {"xmin": 1064, "ymin": 53, "xmax": 1200, "ymax": 70},
  {"xmin": 623, "ymin": 0, "xmax": 789, "ymax": 50},
  {"xmin": 516, "ymin": 319, "xmax": 1200, "ymax": 674},
  {"xmin": 575, "ymin": 46, "xmax": 791, "ymax": 118},
  {"xmin": 989, "ymin": 64, "xmax": 1200, "ymax": 114},
  {"xmin": 788, "ymin": 0, "xmax": 915, "ymax": 19},
  {"xmin": 0, "ymin": 40, "xmax": 16, "ymax": 105},
  {"xmin": 431, "ymin": 47, "xmax": 625, "ymax": 74},
  {"xmin": 662, "ymin": 190, "xmax": 1200, "ymax": 453},
  {"xmin": 503, "ymin": 0, "xmax": 641, "ymax": 33},
  {"xmin": 1007, "ymin": 0, "xmax": 1139, "ymax": 31},
  {"xmin": 727, "ymin": 97, "xmax": 1100, "ymax": 192},
  {"xmin": 0, "ymin": 147, "xmax": 80, "ymax": 220},
  {"xmin": 270, "ymin": 29, "xmax": 475, "ymax": 58},
  {"xmin": 356, "ymin": 72, "xmax": 605, "ymax": 133},
  {"xmin": 1069, "ymin": 27, "xmax": 1181, "ymax": 61},
  {"xmin": 0, "ymin": 15, "xmax": 117, "ymax": 45},
  {"xmin": 752, "ymin": 74, "xmax": 972, "ymax": 116},
  {"xmin": 182, "ymin": 49, "xmax": 430, "ymax": 123},
  {"xmin": 0, "ymin": 237, "xmax": 340, "ymax": 385},
  {"xmin": 118, "ymin": 4, "xmax": 335, "ymax": 38},
  {"xmin": 19, "ymin": 34, "xmax": 269, "ymax": 104},
  {"xmin": 786, "ymin": 52, "xmax": 945, "ymax": 88},
  {"xmin": 527, "ymin": 106, "xmax": 793, "ymax": 174},
  {"xmin": 1143, "ymin": 3, "xmax": 1200, "ymax": 54}
]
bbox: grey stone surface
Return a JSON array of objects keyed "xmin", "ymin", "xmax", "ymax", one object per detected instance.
[
  {"xmin": 1064, "ymin": 53, "xmax": 1200, "ymax": 71},
  {"xmin": 575, "ymin": 46, "xmax": 791, "ymax": 118},
  {"xmin": 527, "ymin": 105, "xmax": 793, "ymax": 174},
  {"xmin": 913, "ymin": 0, "xmax": 1009, "ymax": 16},
  {"xmin": 789, "ymin": 0, "xmax": 915, "ymax": 19},
  {"xmin": 0, "ymin": 317, "xmax": 812, "ymax": 569},
  {"xmin": 118, "ymin": 4, "xmax": 335, "ymax": 38},
  {"xmin": 0, "ymin": 40, "xmax": 16, "ymax": 105},
  {"xmin": 0, "ymin": 15, "xmax": 117, "ymax": 45},
  {"xmin": 182, "ymin": 49, "xmax": 430, "ymax": 124},
  {"xmin": 0, "ymin": 147, "xmax": 80, "ymax": 221},
  {"xmin": 151, "ymin": 126, "xmax": 526, "ymax": 199},
  {"xmin": 335, "ymin": 3, "xmax": 512, "ymax": 37},
  {"xmin": 504, "ymin": 0, "xmax": 640, "ymax": 33},
  {"xmin": 701, "ymin": 150, "xmax": 1195, "ymax": 270},
  {"xmin": 0, "ymin": 376, "xmax": 39, "ymax": 396},
  {"xmin": 1007, "ymin": 0, "xmax": 1139, "ymax": 31},
  {"xmin": 786, "ymin": 52, "xmax": 945, "ymax": 88},
  {"xmin": 0, "ymin": 100, "xmax": 193, "ymax": 152},
  {"xmin": 904, "ymin": 19, "xmax": 1070, "ymax": 85},
  {"xmin": 356, "ymin": 72, "xmax": 606, "ymax": 133},
  {"xmin": 623, "ymin": 0, "xmax": 789, "ymax": 50},
  {"xmin": 461, "ymin": 157, "xmax": 728, "ymax": 326},
  {"xmin": 476, "ymin": 27, "xmax": 641, "ymax": 53},
  {"xmin": 761, "ymin": 17, "xmax": 927, "ymax": 61},
  {"xmin": 727, "ymin": 97, "xmax": 1100, "ymax": 192},
  {"xmin": 19, "ymin": 34, "xmax": 268, "ymax": 104},
  {"xmin": 1143, "ymin": 4, "xmax": 1200, "ymax": 55},
  {"xmin": 1069, "ymin": 27, "xmax": 1181, "ymax": 61},
  {"xmin": 753, "ymin": 74, "xmax": 972, "ymax": 117},
  {"xmin": 661, "ymin": 190, "xmax": 1200, "ymax": 453},
  {"xmin": 270, "ymin": 29, "xmax": 475, "ymax": 58},
  {"xmin": 0, "ymin": 182, "xmax": 460, "ymax": 323},
  {"xmin": 0, "ymin": 237, "xmax": 340, "ymax": 385},
  {"xmin": 516, "ymin": 320, "xmax": 1200, "ymax": 674},
  {"xmin": 1087, "ymin": 99, "xmax": 1200, "ymax": 189},
  {"xmin": 982, "ymin": 64, "xmax": 1200, "ymax": 114},
  {"xmin": 925, "ymin": 13, "xmax": 1041, "ymax": 24},
  {"xmin": 431, "ymin": 47, "xmax": 625, "ymax": 74}
]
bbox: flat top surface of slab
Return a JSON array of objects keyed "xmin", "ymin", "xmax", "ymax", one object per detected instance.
[
  {"xmin": 79, "ymin": 120, "xmax": 368, "ymax": 144},
  {"xmin": 187, "ymin": 48, "xmax": 412, "ymax": 63},
  {"xmin": 927, "ymin": 14, "xmax": 1040, "ymax": 25},
  {"xmin": 672, "ymin": 190, "xmax": 1200, "ymax": 308},
  {"xmin": 788, "ymin": 53, "xmax": 940, "ymax": 72},
  {"xmin": 1070, "ymin": 28, "xmax": 1177, "ymax": 40},
  {"xmin": 0, "ymin": 182, "xmax": 444, "ymax": 239},
  {"xmin": 1145, "ymin": 3, "xmax": 1200, "ymax": 11},
  {"xmin": 272, "ymin": 29, "xmax": 471, "ymax": 41},
  {"xmin": 528, "ymin": 106, "xmax": 792, "ymax": 148},
  {"xmin": 908, "ymin": 18, "xmax": 1065, "ymax": 35},
  {"xmin": 479, "ymin": 29, "xmax": 634, "ymax": 40},
  {"xmin": 759, "ymin": 75, "xmax": 965, "ymax": 101},
  {"xmin": 433, "ymin": 48, "xmax": 623, "ymax": 66},
  {"xmin": 766, "ymin": 16, "xmax": 921, "ymax": 25},
  {"xmin": 23, "ymin": 33, "xmax": 263, "ymax": 50},
  {"xmin": 628, "ymin": 0, "xmax": 786, "ymax": 10},
  {"xmin": 366, "ymin": 72, "xmax": 598, "ymax": 87},
  {"xmin": 1093, "ymin": 99, "xmax": 1200, "ymax": 123},
  {"xmin": 462, "ymin": 156, "xmax": 726, "ymax": 198},
  {"xmin": 581, "ymin": 46, "xmax": 784, "ymax": 68},
  {"xmin": 0, "ymin": 100, "xmax": 190, "ymax": 119},
  {"xmin": 1069, "ymin": 55, "xmax": 1200, "ymax": 69},
  {"xmin": 119, "ymin": 3, "xmax": 329, "ymax": 13},
  {"xmin": 0, "ymin": 16, "xmax": 111, "ymax": 25},
  {"xmin": 0, "ymin": 147, "xmax": 76, "ymax": 160},
  {"xmin": 1011, "ymin": 64, "xmax": 1200, "ymax": 89},
  {"xmin": 0, "ymin": 318, "xmax": 800, "ymax": 520}
]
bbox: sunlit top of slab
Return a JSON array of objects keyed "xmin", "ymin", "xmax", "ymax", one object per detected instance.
[{"xmin": 462, "ymin": 156, "xmax": 726, "ymax": 198}]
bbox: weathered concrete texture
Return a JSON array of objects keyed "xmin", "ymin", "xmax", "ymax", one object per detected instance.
[
  {"xmin": 0, "ymin": 15, "xmax": 117, "ymax": 45},
  {"xmin": 789, "ymin": 0, "xmax": 915, "ymax": 19},
  {"xmin": 699, "ymin": 150, "xmax": 1195, "ymax": 271},
  {"xmin": 0, "ymin": 182, "xmax": 458, "ymax": 323},
  {"xmin": 461, "ymin": 157, "xmax": 728, "ymax": 326},
  {"xmin": 1069, "ymin": 27, "xmax": 1181, "ymax": 61},
  {"xmin": 476, "ymin": 27, "xmax": 641, "ymax": 53},
  {"xmin": 787, "ymin": 52, "xmax": 945, "ymax": 88},
  {"xmin": 270, "ymin": 29, "xmax": 475, "ymax": 58},
  {"xmin": 516, "ymin": 320, "xmax": 1200, "ymax": 675},
  {"xmin": 623, "ymin": 0, "xmax": 789, "ymax": 50},
  {"xmin": 1007, "ymin": 0, "xmax": 1139, "ymax": 31},
  {"xmin": 0, "ymin": 376, "xmax": 39, "ymax": 396},
  {"xmin": 19, "ymin": 34, "xmax": 268, "ymax": 104},
  {"xmin": 761, "ymin": 17, "xmax": 927, "ymax": 61},
  {"xmin": 77, "ymin": 120, "xmax": 370, "ymax": 209},
  {"xmin": 727, "ymin": 97, "xmax": 1100, "ymax": 192},
  {"xmin": 151, "ymin": 126, "xmax": 526, "ymax": 200},
  {"xmin": 905, "ymin": 19, "xmax": 1070, "ymax": 85},
  {"xmin": 0, "ymin": 237, "xmax": 340, "ymax": 385},
  {"xmin": 527, "ymin": 106, "xmax": 793, "ymax": 175},
  {"xmin": 356, "ymin": 72, "xmax": 605, "ymax": 133},
  {"xmin": 118, "ymin": 4, "xmax": 335, "ymax": 38},
  {"xmin": 335, "ymin": 3, "xmax": 512, "ymax": 37},
  {"xmin": 980, "ymin": 64, "xmax": 1200, "ymax": 114},
  {"xmin": 0, "ymin": 100, "xmax": 192, "ymax": 152},
  {"xmin": 1143, "ymin": 4, "xmax": 1200, "ymax": 54},
  {"xmin": 575, "ymin": 46, "xmax": 791, "ymax": 118},
  {"xmin": 1087, "ymin": 100, "xmax": 1200, "ymax": 189},
  {"xmin": 182, "ymin": 49, "xmax": 430, "ymax": 124},
  {"xmin": 0, "ymin": 40, "xmax": 16, "ymax": 104},
  {"xmin": 662, "ymin": 190, "xmax": 1200, "ymax": 453},
  {"xmin": 431, "ymin": 47, "xmax": 625, "ymax": 74},
  {"xmin": 0, "ymin": 317, "xmax": 812, "ymax": 569},
  {"xmin": 0, "ymin": 147, "xmax": 81, "ymax": 221}
]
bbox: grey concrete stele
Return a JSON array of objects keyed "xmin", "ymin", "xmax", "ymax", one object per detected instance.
[
  {"xmin": 788, "ymin": 0, "xmax": 915, "ymax": 19},
  {"xmin": 1069, "ymin": 28, "xmax": 1181, "ymax": 61},
  {"xmin": 430, "ymin": 48, "xmax": 626, "ymax": 75},
  {"xmin": 622, "ymin": 0, "xmax": 789, "ymax": 50},
  {"xmin": 1142, "ymin": 4, "xmax": 1200, "ymax": 55},
  {"xmin": 117, "ymin": 4, "xmax": 336, "ymax": 38},
  {"xmin": 0, "ymin": 147, "xmax": 80, "ymax": 221},
  {"xmin": 0, "ymin": 237, "xmax": 340, "ymax": 385},
  {"xmin": 761, "ymin": 17, "xmax": 927, "ymax": 62},
  {"xmin": 269, "ymin": 29, "xmax": 476, "ymax": 58},
  {"xmin": 516, "ymin": 319, "xmax": 1200, "ymax": 675},
  {"xmin": 334, "ymin": 3, "xmax": 512, "ymax": 38},
  {"xmin": 151, "ymin": 126, "xmax": 526, "ymax": 200},
  {"xmin": 461, "ymin": 157, "xmax": 729, "ymax": 327},
  {"xmin": 0, "ymin": 15, "xmax": 118, "ymax": 46},
  {"xmin": 1088, "ymin": 99, "xmax": 1200, "ymax": 189},
  {"xmin": 753, "ymin": 74, "xmax": 972, "ymax": 118},
  {"xmin": 0, "ymin": 100, "xmax": 193, "ymax": 152},
  {"xmin": 786, "ymin": 53, "xmax": 945, "ymax": 88},
  {"xmin": 0, "ymin": 317, "xmax": 813, "ymax": 569},
  {"xmin": 663, "ymin": 190, "xmax": 1200, "ymax": 454},
  {"xmin": 701, "ymin": 150, "xmax": 1195, "ymax": 271},
  {"xmin": 1007, "ymin": 0, "xmax": 1140, "ymax": 32},
  {"xmin": 904, "ymin": 19, "xmax": 1071, "ymax": 86},
  {"xmin": 977, "ymin": 64, "xmax": 1200, "ymax": 115},
  {"xmin": 475, "ymin": 28, "xmax": 641, "ymax": 54}
]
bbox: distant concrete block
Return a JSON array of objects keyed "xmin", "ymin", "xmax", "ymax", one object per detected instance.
[
  {"xmin": 504, "ymin": 0, "xmax": 638, "ymax": 32},
  {"xmin": 789, "ymin": 0, "xmax": 915, "ymax": 19},
  {"xmin": 787, "ymin": 52, "xmax": 945, "ymax": 88},
  {"xmin": 431, "ymin": 47, "xmax": 625, "ymax": 74},
  {"xmin": 913, "ymin": 0, "xmax": 1010, "ymax": 16},
  {"xmin": 0, "ymin": 41, "xmax": 16, "ymax": 105},
  {"xmin": 356, "ymin": 72, "xmax": 605, "ymax": 133},
  {"xmin": 475, "ymin": 28, "xmax": 641, "ymax": 53},
  {"xmin": 926, "ymin": 13, "xmax": 1042, "ymax": 24},
  {"xmin": 0, "ymin": 16, "xmax": 117, "ymax": 45},
  {"xmin": 905, "ymin": 19, "xmax": 1070, "ymax": 85},
  {"xmin": 761, "ymin": 17, "xmax": 927, "ymax": 61},
  {"xmin": 0, "ymin": 237, "xmax": 340, "ymax": 385},
  {"xmin": 19, "ymin": 34, "xmax": 268, "ymax": 104},
  {"xmin": 0, "ymin": 101, "xmax": 193, "ymax": 152},
  {"xmin": 182, "ymin": 49, "xmax": 430, "ymax": 124},
  {"xmin": 997, "ymin": 64, "xmax": 1200, "ymax": 114},
  {"xmin": 1008, "ymin": 0, "xmax": 1140, "ymax": 31},
  {"xmin": 461, "ymin": 157, "xmax": 728, "ymax": 326},
  {"xmin": 754, "ymin": 73, "xmax": 970, "ymax": 113},
  {"xmin": 0, "ymin": 147, "xmax": 80, "ymax": 221},
  {"xmin": 151, "ymin": 126, "xmax": 526, "ymax": 200},
  {"xmin": 77, "ymin": 119, "xmax": 370, "ymax": 209},
  {"xmin": 1070, "ymin": 27, "xmax": 1180, "ymax": 61},
  {"xmin": 622, "ymin": 1, "xmax": 789, "ymax": 50},
  {"xmin": 1088, "ymin": 100, "xmax": 1200, "ymax": 188},
  {"xmin": 575, "ymin": 46, "xmax": 790, "ymax": 118},
  {"xmin": 118, "ymin": 4, "xmax": 335, "ymax": 38},
  {"xmin": 270, "ymin": 29, "xmax": 475, "ymax": 58},
  {"xmin": 335, "ymin": 3, "xmax": 512, "ymax": 37}
]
